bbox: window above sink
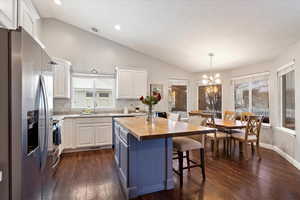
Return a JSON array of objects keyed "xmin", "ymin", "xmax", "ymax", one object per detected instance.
[{"xmin": 71, "ymin": 74, "xmax": 115, "ymax": 109}]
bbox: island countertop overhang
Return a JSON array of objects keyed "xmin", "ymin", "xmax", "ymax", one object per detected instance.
[{"xmin": 114, "ymin": 117, "xmax": 216, "ymax": 141}]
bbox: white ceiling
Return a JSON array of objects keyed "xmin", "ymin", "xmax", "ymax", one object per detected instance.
[{"xmin": 32, "ymin": 0, "xmax": 300, "ymax": 72}]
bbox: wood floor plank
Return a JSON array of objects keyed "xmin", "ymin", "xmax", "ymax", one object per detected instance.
[{"xmin": 49, "ymin": 147, "xmax": 300, "ymax": 200}]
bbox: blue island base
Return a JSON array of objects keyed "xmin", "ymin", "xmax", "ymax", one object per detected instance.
[{"xmin": 113, "ymin": 122, "xmax": 174, "ymax": 199}]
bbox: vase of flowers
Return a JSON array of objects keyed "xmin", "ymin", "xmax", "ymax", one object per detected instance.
[{"xmin": 139, "ymin": 92, "xmax": 161, "ymax": 122}]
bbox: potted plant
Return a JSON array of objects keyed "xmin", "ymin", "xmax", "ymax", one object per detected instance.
[{"xmin": 139, "ymin": 92, "xmax": 161, "ymax": 122}]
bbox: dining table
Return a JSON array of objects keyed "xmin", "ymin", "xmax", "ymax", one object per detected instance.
[{"xmin": 211, "ymin": 119, "xmax": 247, "ymax": 156}]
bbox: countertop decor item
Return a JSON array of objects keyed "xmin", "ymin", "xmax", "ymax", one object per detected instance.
[{"xmin": 139, "ymin": 92, "xmax": 161, "ymax": 122}]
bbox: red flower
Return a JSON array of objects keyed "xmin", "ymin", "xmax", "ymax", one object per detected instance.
[{"xmin": 139, "ymin": 96, "xmax": 144, "ymax": 101}]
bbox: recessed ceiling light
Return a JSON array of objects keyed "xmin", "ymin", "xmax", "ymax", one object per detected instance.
[
  {"xmin": 54, "ymin": 0, "xmax": 62, "ymax": 5},
  {"xmin": 91, "ymin": 27, "xmax": 99, "ymax": 33},
  {"xmin": 114, "ymin": 24, "xmax": 121, "ymax": 31}
]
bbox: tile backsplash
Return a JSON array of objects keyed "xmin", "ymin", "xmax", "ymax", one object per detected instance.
[{"xmin": 53, "ymin": 98, "xmax": 147, "ymax": 115}]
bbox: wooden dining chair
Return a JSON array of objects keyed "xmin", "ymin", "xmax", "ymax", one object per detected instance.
[
  {"xmin": 231, "ymin": 115, "xmax": 263, "ymax": 160},
  {"xmin": 199, "ymin": 113, "xmax": 229, "ymax": 154},
  {"xmin": 224, "ymin": 110, "xmax": 236, "ymax": 121},
  {"xmin": 240, "ymin": 112, "xmax": 253, "ymax": 123}
]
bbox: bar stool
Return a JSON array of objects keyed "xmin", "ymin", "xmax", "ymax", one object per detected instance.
[{"xmin": 172, "ymin": 137, "xmax": 206, "ymax": 187}]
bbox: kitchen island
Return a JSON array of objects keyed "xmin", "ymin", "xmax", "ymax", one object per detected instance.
[{"xmin": 113, "ymin": 117, "xmax": 216, "ymax": 199}]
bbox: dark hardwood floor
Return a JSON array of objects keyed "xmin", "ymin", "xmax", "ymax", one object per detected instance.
[{"xmin": 49, "ymin": 147, "xmax": 300, "ymax": 200}]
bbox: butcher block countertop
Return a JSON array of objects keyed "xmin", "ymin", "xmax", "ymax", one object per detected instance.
[{"xmin": 115, "ymin": 117, "xmax": 216, "ymax": 140}]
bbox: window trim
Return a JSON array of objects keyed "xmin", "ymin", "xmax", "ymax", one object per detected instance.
[
  {"xmin": 277, "ymin": 61, "xmax": 296, "ymax": 133},
  {"xmin": 232, "ymin": 72, "xmax": 271, "ymax": 123},
  {"xmin": 71, "ymin": 73, "xmax": 116, "ymax": 110}
]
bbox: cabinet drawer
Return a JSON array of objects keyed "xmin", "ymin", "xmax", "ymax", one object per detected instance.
[{"xmin": 75, "ymin": 117, "xmax": 112, "ymax": 124}]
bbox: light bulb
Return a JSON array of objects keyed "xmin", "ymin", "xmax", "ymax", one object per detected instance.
[
  {"xmin": 215, "ymin": 79, "xmax": 221, "ymax": 84},
  {"xmin": 54, "ymin": 0, "xmax": 62, "ymax": 5},
  {"xmin": 202, "ymin": 79, "xmax": 208, "ymax": 85},
  {"xmin": 215, "ymin": 73, "xmax": 220, "ymax": 78},
  {"xmin": 202, "ymin": 74, "xmax": 208, "ymax": 79}
]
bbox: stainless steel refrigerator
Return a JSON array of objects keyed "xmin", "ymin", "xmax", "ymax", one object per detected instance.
[{"xmin": 0, "ymin": 27, "xmax": 54, "ymax": 200}]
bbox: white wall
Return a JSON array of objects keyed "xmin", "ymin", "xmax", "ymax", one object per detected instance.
[{"xmin": 40, "ymin": 18, "xmax": 194, "ymax": 114}]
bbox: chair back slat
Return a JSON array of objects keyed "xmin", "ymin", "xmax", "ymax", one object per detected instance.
[
  {"xmin": 224, "ymin": 110, "xmax": 236, "ymax": 121},
  {"xmin": 245, "ymin": 115, "xmax": 263, "ymax": 141}
]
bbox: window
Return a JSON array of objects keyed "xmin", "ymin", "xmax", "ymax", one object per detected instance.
[
  {"xmin": 233, "ymin": 73, "xmax": 270, "ymax": 123},
  {"xmin": 72, "ymin": 75, "xmax": 115, "ymax": 109},
  {"xmin": 278, "ymin": 64, "xmax": 295, "ymax": 131},
  {"xmin": 234, "ymin": 82, "xmax": 249, "ymax": 113},
  {"xmin": 168, "ymin": 79, "xmax": 188, "ymax": 118},
  {"xmin": 198, "ymin": 84, "xmax": 222, "ymax": 118}
]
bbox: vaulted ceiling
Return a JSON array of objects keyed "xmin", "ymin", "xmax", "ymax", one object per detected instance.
[{"xmin": 32, "ymin": 0, "xmax": 300, "ymax": 72}]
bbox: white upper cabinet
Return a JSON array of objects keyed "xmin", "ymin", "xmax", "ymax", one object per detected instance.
[
  {"xmin": 0, "ymin": 0, "xmax": 18, "ymax": 29},
  {"xmin": 19, "ymin": 0, "xmax": 40, "ymax": 39},
  {"xmin": 133, "ymin": 70, "xmax": 147, "ymax": 98},
  {"xmin": 116, "ymin": 68, "xmax": 148, "ymax": 99},
  {"xmin": 53, "ymin": 58, "xmax": 71, "ymax": 99}
]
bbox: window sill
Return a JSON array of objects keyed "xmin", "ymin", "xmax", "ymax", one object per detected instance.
[
  {"xmin": 275, "ymin": 127, "xmax": 296, "ymax": 137},
  {"xmin": 262, "ymin": 123, "xmax": 271, "ymax": 128}
]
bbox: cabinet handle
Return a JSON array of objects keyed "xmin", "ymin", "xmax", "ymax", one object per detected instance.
[
  {"xmin": 119, "ymin": 137, "xmax": 129, "ymax": 148},
  {"xmin": 0, "ymin": 170, "xmax": 3, "ymax": 182}
]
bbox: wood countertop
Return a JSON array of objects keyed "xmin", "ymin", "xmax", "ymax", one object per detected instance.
[{"xmin": 115, "ymin": 117, "xmax": 216, "ymax": 140}]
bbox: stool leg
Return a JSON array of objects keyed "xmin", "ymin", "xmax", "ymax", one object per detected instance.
[
  {"xmin": 239, "ymin": 141, "xmax": 243, "ymax": 154},
  {"xmin": 223, "ymin": 139, "xmax": 226, "ymax": 154},
  {"xmin": 233, "ymin": 139, "xmax": 236, "ymax": 156},
  {"xmin": 200, "ymin": 148, "xmax": 206, "ymax": 180},
  {"xmin": 211, "ymin": 140, "xmax": 214, "ymax": 153},
  {"xmin": 186, "ymin": 151, "xmax": 191, "ymax": 171},
  {"xmin": 178, "ymin": 151, "xmax": 184, "ymax": 187}
]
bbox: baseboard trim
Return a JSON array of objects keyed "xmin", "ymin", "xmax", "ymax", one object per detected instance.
[
  {"xmin": 260, "ymin": 143, "xmax": 300, "ymax": 170},
  {"xmin": 62, "ymin": 145, "xmax": 112, "ymax": 153}
]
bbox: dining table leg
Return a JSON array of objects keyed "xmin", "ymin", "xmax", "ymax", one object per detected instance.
[{"xmin": 227, "ymin": 129, "xmax": 232, "ymax": 157}]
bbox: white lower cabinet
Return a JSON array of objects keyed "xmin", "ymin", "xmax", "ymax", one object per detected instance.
[
  {"xmin": 95, "ymin": 123, "xmax": 112, "ymax": 146},
  {"xmin": 61, "ymin": 117, "xmax": 112, "ymax": 151},
  {"xmin": 76, "ymin": 123, "xmax": 95, "ymax": 148},
  {"xmin": 62, "ymin": 119, "xmax": 74, "ymax": 149}
]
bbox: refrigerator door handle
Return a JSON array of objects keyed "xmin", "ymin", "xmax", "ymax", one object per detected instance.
[{"xmin": 40, "ymin": 75, "xmax": 49, "ymax": 170}]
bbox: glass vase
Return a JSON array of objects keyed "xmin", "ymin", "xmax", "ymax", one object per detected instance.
[{"xmin": 147, "ymin": 104, "xmax": 153, "ymax": 122}]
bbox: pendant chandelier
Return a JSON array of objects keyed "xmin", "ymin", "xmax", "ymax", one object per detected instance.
[{"xmin": 202, "ymin": 53, "xmax": 221, "ymax": 85}]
